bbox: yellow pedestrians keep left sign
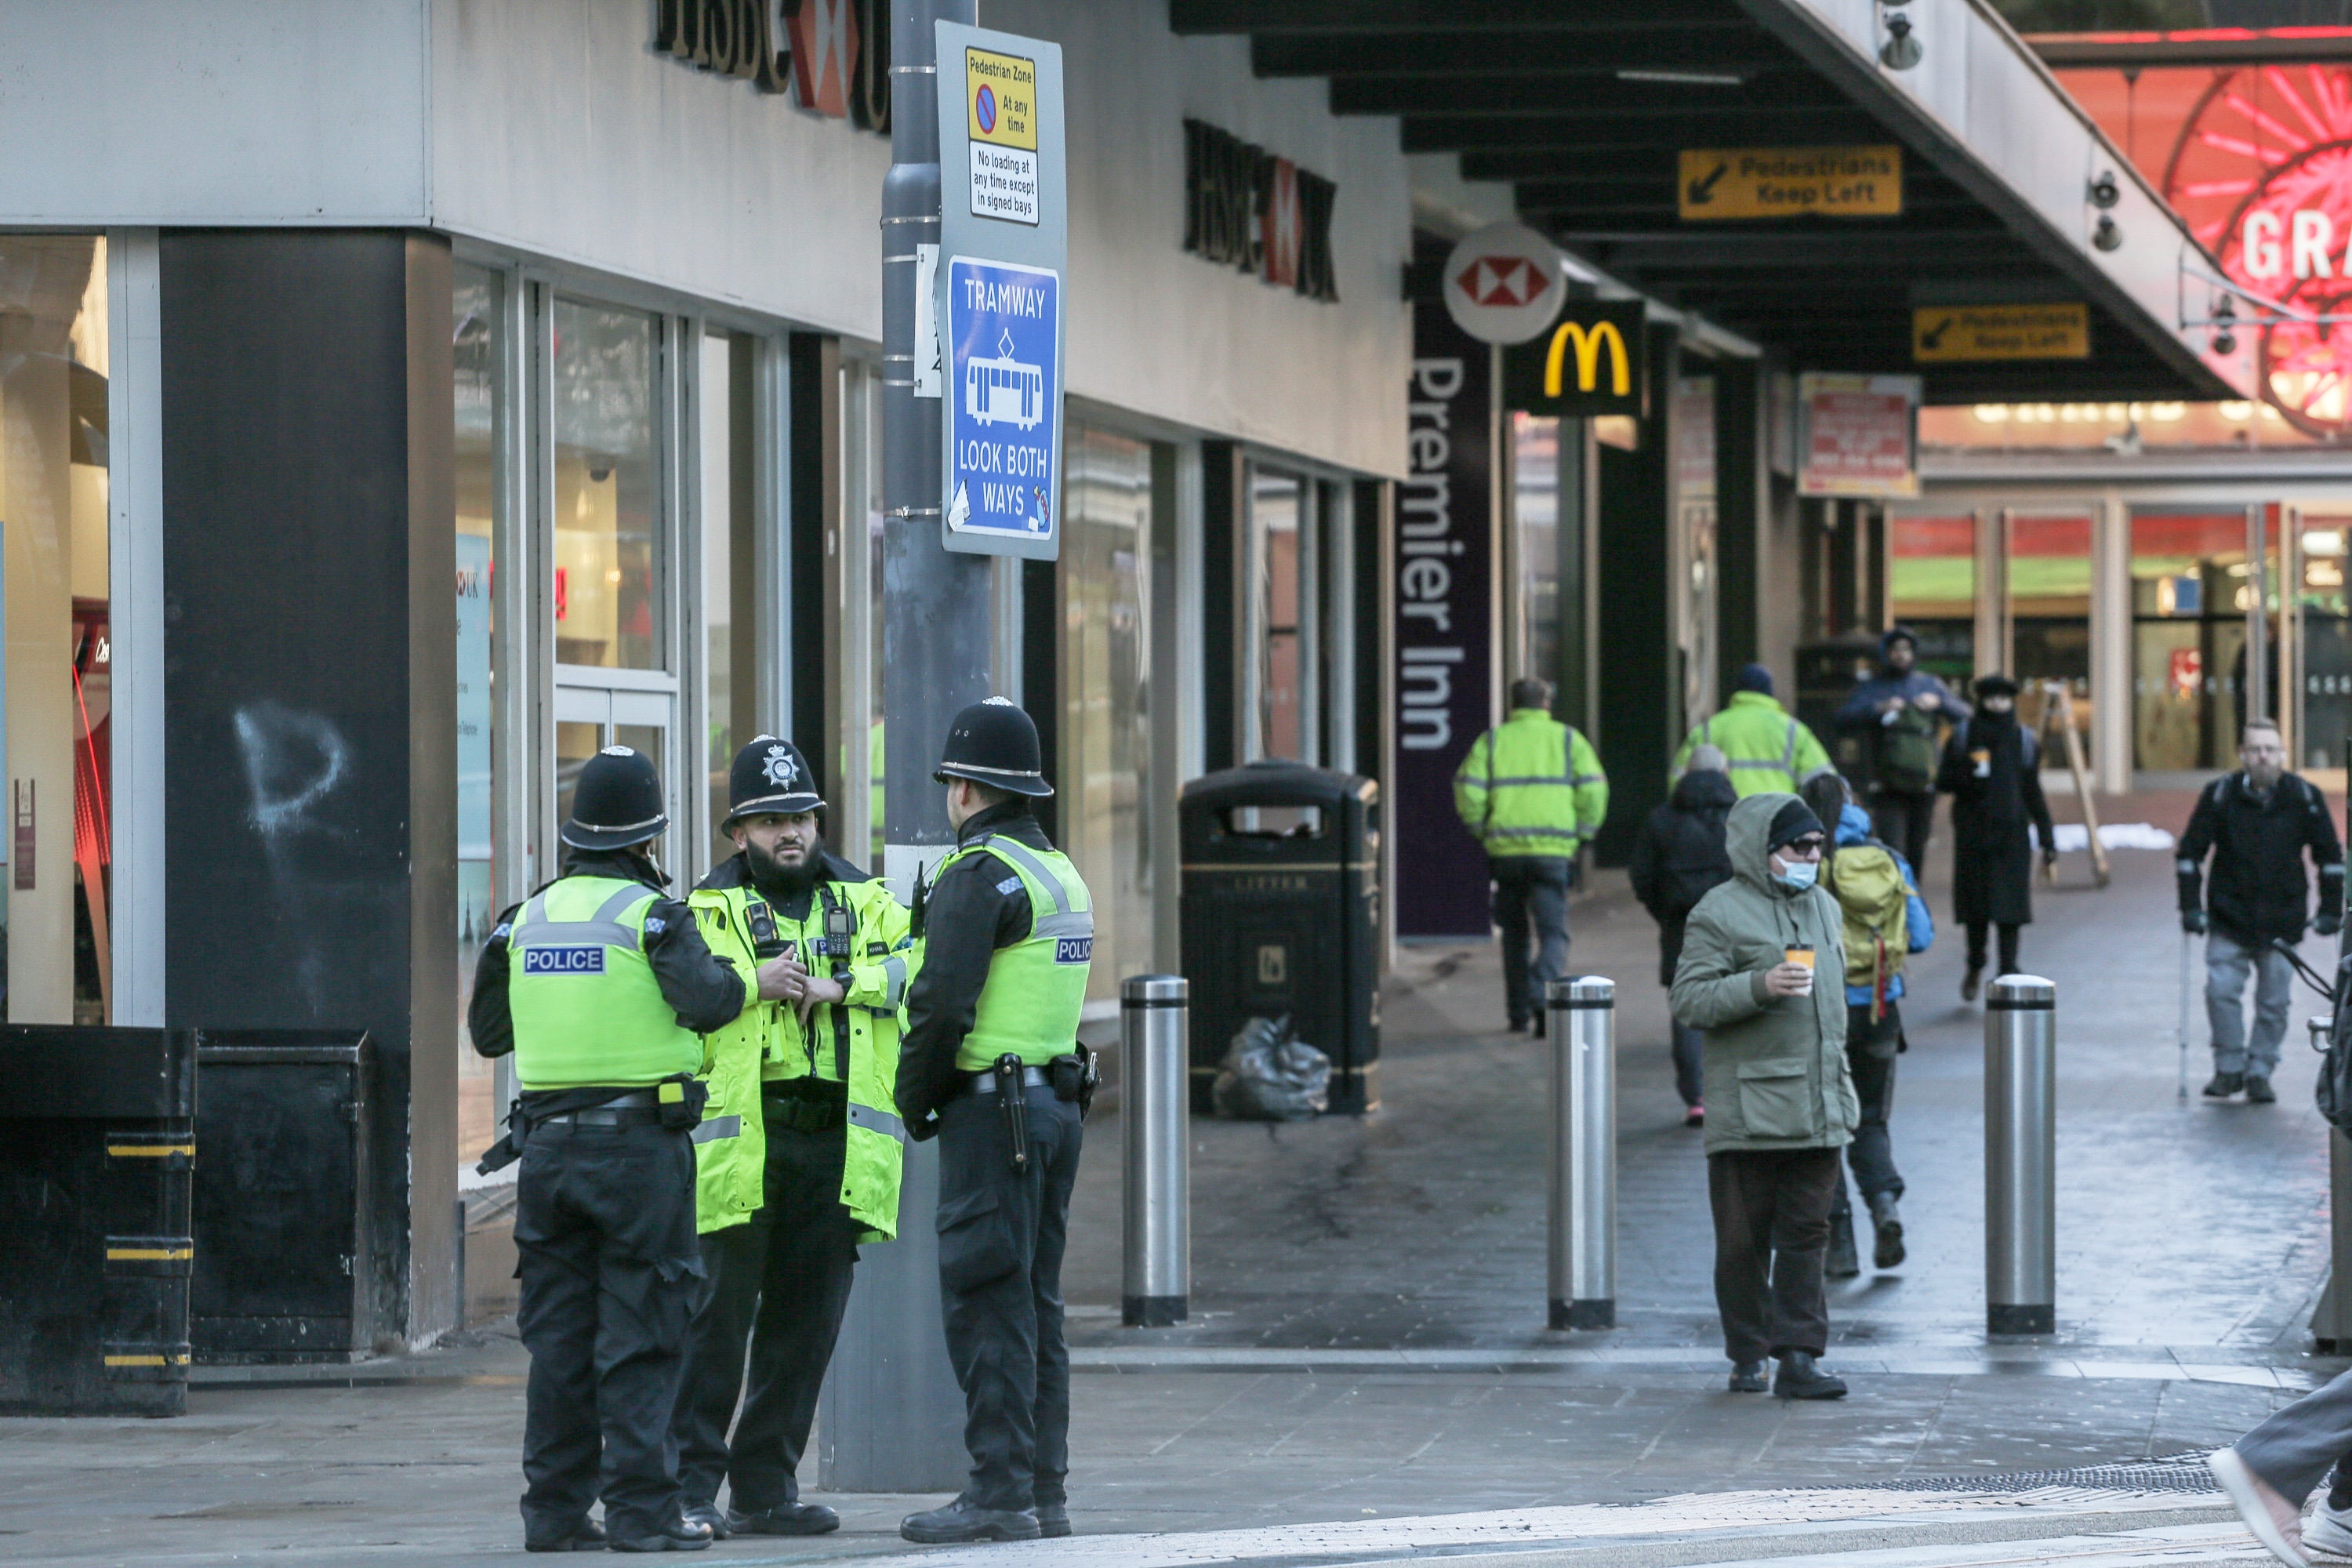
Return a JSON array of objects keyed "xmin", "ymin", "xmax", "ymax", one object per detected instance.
[
  {"xmin": 1911, "ymin": 303, "xmax": 2090, "ymax": 362},
  {"xmin": 1676, "ymin": 146, "xmax": 1902, "ymax": 220}
]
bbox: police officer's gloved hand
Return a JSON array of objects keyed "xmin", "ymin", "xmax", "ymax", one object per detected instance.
[
  {"xmin": 2182, "ymin": 909, "xmax": 2208, "ymax": 935},
  {"xmin": 2319, "ymin": 913, "xmax": 2343, "ymax": 939}
]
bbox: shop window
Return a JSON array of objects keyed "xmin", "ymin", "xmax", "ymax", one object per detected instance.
[
  {"xmin": 2301, "ymin": 515, "xmax": 2352, "ymax": 771},
  {"xmin": 2132, "ymin": 510, "xmax": 2258, "ymax": 771},
  {"xmin": 1513, "ymin": 414, "xmax": 1562, "ymax": 701},
  {"xmin": 1889, "ymin": 515, "xmax": 1976, "ymax": 684},
  {"xmin": 553, "ymin": 301, "xmax": 662, "ymax": 673},
  {"xmin": 1247, "ymin": 466, "xmax": 1313, "ymax": 764},
  {"xmin": 454, "ymin": 263, "xmax": 503, "ymax": 1159},
  {"xmin": 1061, "ymin": 423, "xmax": 1156, "ymax": 1014},
  {"xmin": 0, "ymin": 237, "xmax": 111, "ymax": 1024},
  {"xmin": 2008, "ymin": 514, "xmax": 2092, "ymax": 768},
  {"xmin": 699, "ymin": 331, "xmax": 760, "ymax": 870}
]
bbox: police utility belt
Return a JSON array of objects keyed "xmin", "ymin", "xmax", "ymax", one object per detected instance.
[
  {"xmin": 962, "ymin": 1047, "xmax": 1099, "ymax": 1175},
  {"xmin": 763, "ymin": 1076, "xmax": 848, "ymax": 1133},
  {"xmin": 475, "ymin": 1074, "xmax": 709, "ymax": 1175}
]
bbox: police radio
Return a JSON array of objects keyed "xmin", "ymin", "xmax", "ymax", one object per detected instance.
[
  {"xmin": 742, "ymin": 898, "xmax": 786, "ymax": 960},
  {"xmin": 817, "ymin": 886, "xmax": 856, "ymax": 1081}
]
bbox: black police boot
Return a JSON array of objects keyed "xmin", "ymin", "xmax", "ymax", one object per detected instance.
[
  {"xmin": 900, "ymin": 1496, "xmax": 1041, "ymax": 1544},
  {"xmin": 2204, "ymin": 1071, "xmax": 2245, "ymax": 1099},
  {"xmin": 1727, "ymin": 1359, "xmax": 1768, "ymax": 1393},
  {"xmin": 681, "ymin": 1503, "xmax": 731, "ymax": 1541},
  {"xmin": 524, "ymin": 1519, "xmax": 608, "ymax": 1552},
  {"xmin": 1774, "ymin": 1352, "xmax": 1848, "ymax": 1399},
  {"xmin": 606, "ymin": 1516, "xmax": 713, "ymax": 1553},
  {"xmin": 1961, "ymin": 966, "xmax": 1981, "ymax": 1003},
  {"xmin": 727, "ymin": 1502, "xmax": 839, "ymax": 1537},
  {"xmin": 1531, "ymin": 1009, "xmax": 1547, "ymax": 1040},
  {"xmin": 1869, "ymin": 1192, "xmax": 1906, "ymax": 1269},
  {"xmin": 2246, "ymin": 1075, "xmax": 2278, "ymax": 1104},
  {"xmin": 1036, "ymin": 1502, "xmax": 1072, "ymax": 1538},
  {"xmin": 1825, "ymin": 1210, "xmax": 1860, "ymax": 1279}
]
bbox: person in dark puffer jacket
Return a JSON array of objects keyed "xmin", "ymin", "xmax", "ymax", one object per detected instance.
[
  {"xmin": 1630, "ymin": 746, "xmax": 1737, "ymax": 1127},
  {"xmin": 2180, "ymin": 719, "xmax": 2344, "ymax": 1104}
]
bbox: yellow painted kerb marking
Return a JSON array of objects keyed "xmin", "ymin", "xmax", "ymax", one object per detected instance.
[
  {"xmin": 107, "ymin": 1247, "xmax": 193, "ymax": 1261},
  {"xmin": 103, "ymin": 1353, "xmax": 188, "ymax": 1367},
  {"xmin": 108, "ymin": 1144, "xmax": 194, "ymax": 1157}
]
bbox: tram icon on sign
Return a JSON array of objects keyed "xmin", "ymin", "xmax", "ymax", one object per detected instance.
[{"xmin": 964, "ymin": 329, "xmax": 1045, "ymax": 431}]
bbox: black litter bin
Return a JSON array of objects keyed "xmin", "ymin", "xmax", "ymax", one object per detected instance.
[
  {"xmin": 0, "ymin": 1025, "xmax": 199, "ymax": 1416},
  {"xmin": 193, "ymin": 1031, "xmax": 379, "ymax": 1362},
  {"xmin": 1180, "ymin": 760, "xmax": 1381, "ymax": 1113}
]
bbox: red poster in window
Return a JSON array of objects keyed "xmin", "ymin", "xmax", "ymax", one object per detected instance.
[
  {"xmin": 789, "ymin": 0, "xmax": 859, "ymax": 119},
  {"xmin": 2170, "ymin": 645, "xmax": 2204, "ymax": 700},
  {"xmin": 1798, "ymin": 372, "xmax": 1919, "ymax": 498}
]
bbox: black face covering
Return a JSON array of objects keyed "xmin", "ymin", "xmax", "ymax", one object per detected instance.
[{"xmin": 747, "ymin": 831, "xmax": 825, "ymax": 905}]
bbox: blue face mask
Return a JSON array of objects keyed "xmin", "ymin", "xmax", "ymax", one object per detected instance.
[{"xmin": 1775, "ymin": 858, "xmax": 1819, "ymax": 891}]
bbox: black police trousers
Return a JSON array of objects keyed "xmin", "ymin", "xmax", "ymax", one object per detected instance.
[
  {"xmin": 935, "ymin": 1083, "xmax": 1083, "ymax": 1513},
  {"xmin": 514, "ymin": 1117, "xmax": 703, "ymax": 1543},
  {"xmin": 671, "ymin": 1120, "xmax": 862, "ymax": 1512}
]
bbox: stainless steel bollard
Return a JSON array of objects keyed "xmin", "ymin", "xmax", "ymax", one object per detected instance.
[
  {"xmin": 1984, "ymin": 974, "xmax": 2056, "ymax": 1336},
  {"xmin": 1122, "ymin": 975, "xmax": 1189, "ymax": 1327},
  {"xmin": 1548, "ymin": 975, "xmax": 1616, "ymax": 1330}
]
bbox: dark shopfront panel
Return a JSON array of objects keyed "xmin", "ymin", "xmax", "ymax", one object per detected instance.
[{"xmin": 161, "ymin": 230, "xmax": 457, "ymax": 1344}]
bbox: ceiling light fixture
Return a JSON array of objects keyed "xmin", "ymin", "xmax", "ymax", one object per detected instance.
[{"xmin": 1615, "ymin": 68, "xmax": 1748, "ymax": 87}]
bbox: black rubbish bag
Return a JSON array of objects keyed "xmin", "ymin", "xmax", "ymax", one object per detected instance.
[{"xmin": 1210, "ymin": 1014, "xmax": 1330, "ymax": 1121}]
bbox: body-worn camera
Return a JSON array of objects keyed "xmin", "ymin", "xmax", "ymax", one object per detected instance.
[{"xmin": 743, "ymin": 898, "xmax": 786, "ymax": 960}]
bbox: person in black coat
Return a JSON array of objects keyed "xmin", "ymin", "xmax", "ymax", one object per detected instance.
[
  {"xmin": 2179, "ymin": 718, "xmax": 2344, "ymax": 1102},
  {"xmin": 1936, "ymin": 676, "xmax": 2055, "ymax": 1000},
  {"xmin": 1628, "ymin": 745, "xmax": 1737, "ymax": 1126}
]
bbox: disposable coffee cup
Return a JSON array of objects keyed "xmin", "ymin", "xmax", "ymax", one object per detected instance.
[{"xmin": 1784, "ymin": 946, "xmax": 1815, "ymax": 995}]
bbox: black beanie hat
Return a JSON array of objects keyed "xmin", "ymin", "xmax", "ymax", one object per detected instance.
[
  {"xmin": 1736, "ymin": 662, "xmax": 1775, "ymax": 695},
  {"xmin": 1766, "ymin": 798, "xmax": 1825, "ymax": 855}
]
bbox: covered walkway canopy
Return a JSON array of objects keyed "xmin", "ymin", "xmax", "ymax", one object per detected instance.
[{"xmin": 1174, "ymin": 0, "xmax": 2249, "ymax": 404}]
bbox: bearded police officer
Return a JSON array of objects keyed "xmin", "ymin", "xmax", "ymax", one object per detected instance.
[
  {"xmin": 670, "ymin": 736, "xmax": 913, "ymax": 1539},
  {"xmin": 896, "ymin": 699, "xmax": 1094, "ymax": 1546},
  {"xmin": 469, "ymin": 746, "xmax": 794, "ymax": 1553}
]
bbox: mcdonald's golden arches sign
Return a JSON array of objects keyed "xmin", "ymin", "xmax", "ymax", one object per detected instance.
[{"xmin": 1501, "ymin": 301, "xmax": 1647, "ymax": 416}]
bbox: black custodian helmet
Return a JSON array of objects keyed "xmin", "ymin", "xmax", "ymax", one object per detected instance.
[
  {"xmin": 934, "ymin": 697, "xmax": 1053, "ymax": 797},
  {"xmin": 724, "ymin": 735, "xmax": 824, "ymax": 826},
  {"xmin": 562, "ymin": 746, "xmax": 668, "ymax": 851}
]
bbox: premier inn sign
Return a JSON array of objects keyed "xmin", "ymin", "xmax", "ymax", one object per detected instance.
[{"xmin": 1501, "ymin": 302, "xmax": 1648, "ymax": 416}]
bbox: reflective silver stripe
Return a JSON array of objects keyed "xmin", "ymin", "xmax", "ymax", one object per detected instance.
[
  {"xmin": 879, "ymin": 953, "xmax": 909, "ymax": 1007},
  {"xmin": 2176, "ymin": 858, "xmax": 2200, "ymax": 874},
  {"xmin": 1798, "ymin": 764, "xmax": 1838, "ymax": 784},
  {"xmin": 981, "ymin": 836, "xmax": 1088, "ymax": 918},
  {"xmin": 1726, "ymin": 759, "xmax": 1792, "ymax": 771},
  {"xmin": 689, "ymin": 1114, "xmax": 743, "ymax": 1145},
  {"xmin": 510, "ymin": 884, "xmax": 651, "ymax": 952},
  {"xmin": 1570, "ymin": 773, "xmax": 1605, "ymax": 786},
  {"xmin": 1484, "ymin": 826, "xmax": 1581, "ymax": 840},
  {"xmin": 1783, "ymin": 717, "xmax": 1799, "ymax": 775},
  {"xmin": 1033, "ymin": 910, "xmax": 1097, "ymax": 940},
  {"xmin": 848, "ymin": 1102, "xmax": 905, "ymax": 1141},
  {"xmin": 1484, "ymin": 775, "xmax": 1576, "ymax": 787}
]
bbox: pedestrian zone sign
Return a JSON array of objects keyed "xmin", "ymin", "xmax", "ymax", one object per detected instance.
[{"xmin": 945, "ymin": 256, "xmax": 1062, "ymax": 557}]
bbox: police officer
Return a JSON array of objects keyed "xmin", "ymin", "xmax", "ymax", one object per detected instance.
[
  {"xmin": 1453, "ymin": 677, "xmax": 1610, "ymax": 1036},
  {"xmin": 670, "ymin": 736, "xmax": 912, "ymax": 1539},
  {"xmin": 468, "ymin": 746, "xmax": 791, "ymax": 1553},
  {"xmin": 1670, "ymin": 663, "xmax": 1838, "ymax": 799},
  {"xmin": 895, "ymin": 699, "xmax": 1093, "ymax": 1545}
]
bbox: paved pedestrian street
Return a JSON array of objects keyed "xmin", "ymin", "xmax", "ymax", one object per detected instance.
[{"xmin": 5, "ymin": 791, "xmax": 2347, "ymax": 1566}]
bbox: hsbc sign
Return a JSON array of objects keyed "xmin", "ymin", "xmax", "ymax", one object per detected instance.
[
  {"xmin": 1442, "ymin": 222, "xmax": 1566, "ymax": 345},
  {"xmin": 654, "ymin": 0, "xmax": 890, "ymax": 130},
  {"xmin": 1181, "ymin": 118, "xmax": 1341, "ymax": 303}
]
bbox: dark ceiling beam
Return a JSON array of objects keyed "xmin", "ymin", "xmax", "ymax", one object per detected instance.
[
  {"xmin": 1559, "ymin": 233, "xmax": 2024, "ymax": 265},
  {"xmin": 1328, "ymin": 73, "xmax": 1838, "ymax": 115},
  {"xmin": 1172, "ymin": 0, "xmax": 1748, "ymax": 36},
  {"xmin": 1402, "ymin": 108, "xmax": 1884, "ymax": 151},
  {"xmin": 1252, "ymin": 32, "xmax": 1788, "ymax": 78},
  {"xmin": 2026, "ymin": 32, "xmax": 2352, "ymax": 67}
]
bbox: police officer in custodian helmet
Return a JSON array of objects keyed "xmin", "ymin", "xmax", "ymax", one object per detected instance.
[
  {"xmin": 896, "ymin": 699, "xmax": 1096, "ymax": 1545},
  {"xmin": 468, "ymin": 746, "xmax": 793, "ymax": 1553},
  {"xmin": 668, "ymin": 736, "xmax": 913, "ymax": 1540}
]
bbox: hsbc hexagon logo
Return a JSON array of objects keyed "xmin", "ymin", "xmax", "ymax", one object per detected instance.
[{"xmin": 1442, "ymin": 221, "xmax": 1568, "ymax": 345}]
